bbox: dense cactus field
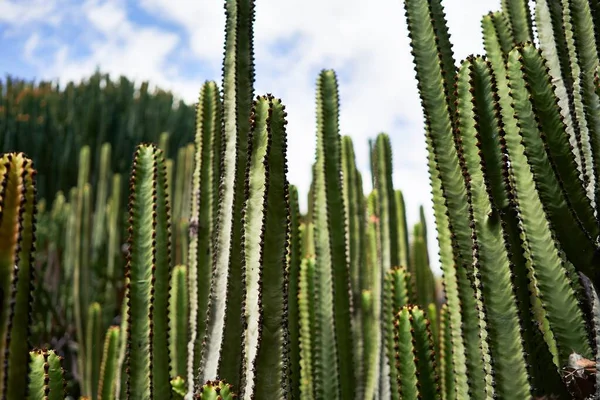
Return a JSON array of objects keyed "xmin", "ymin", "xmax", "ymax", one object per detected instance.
[{"xmin": 3, "ymin": 0, "xmax": 600, "ymax": 399}]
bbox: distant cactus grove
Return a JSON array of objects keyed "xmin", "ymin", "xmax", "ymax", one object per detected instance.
[{"xmin": 2, "ymin": 0, "xmax": 600, "ymax": 399}]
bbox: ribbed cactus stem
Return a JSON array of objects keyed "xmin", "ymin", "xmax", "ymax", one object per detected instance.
[
  {"xmin": 98, "ymin": 326, "xmax": 120, "ymax": 400},
  {"xmin": 312, "ymin": 69, "xmax": 355, "ymax": 400},
  {"xmin": 298, "ymin": 257, "xmax": 316, "ymax": 400},
  {"xmin": 0, "ymin": 153, "xmax": 37, "ymax": 399},
  {"xmin": 92, "ymin": 142, "xmax": 111, "ymax": 264},
  {"xmin": 74, "ymin": 145, "xmax": 90, "ymax": 383},
  {"xmin": 85, "ymin": 302, "xmax": 103, "ymax": 398},
  {"xmin": 125, "ymin": 143, "xmax": 172, "ymax": 398},
  {"xmin": 287, "ymin": 185, "xmax": 302, "ymax": 400},
  {"xmin": 27, "ymin": 349, "xmax": 66, "ymax": 400},
  {"xmin": 198, "ymin": 380, "xmax": 236, "ymax": 400},
  {"xmin": 187, "ymin": 81, "xmax": 221, "ymax": 395},
  {"xmin": 239, "ymin": 95, "xmax": 290, "ymax": 399},
  {"xmin": 200, "ymin": 0, "xmax": 256, "ymax": 387},
  {"xmin": 170, "ymin": 265, "xmax": 189, "ymax": 379}
]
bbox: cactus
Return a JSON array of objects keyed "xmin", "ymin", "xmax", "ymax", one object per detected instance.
[
  {"xmin": 198, "ymin": 380, "xmax": 236, "ymax": 400},
  {"xmin": 199, "ymin": 0, "xmax": 256, "ymax": 389},
  {"xmin": 125, "ymin": 143, "xmax": 172, "ymax": 398},
  {"xmin": 0, "ymin": 153, "xmax": 37, "ymax": 399},
  {"xmin": 98, "ymin": 326, "xmax": 120, "ymax": 400},
  {"xmin": 238, "ymin": 95, "xmax": 290, "ymax": 399},
  {"xmin": 312, "ymin": 69, "xmax": 355, "ymax": 400},
  {"xmin": 187, "ymin": 81, "xmax": 221, "ymax": 392},
  {"xmin": 85, "ymin": 302, "xmax": 103, "ymax": 398},
  {"xmin": 28, "ymin": 349, "xmax": 66, "ymax": 400},
  {"xmin": 170, "ymin": 265, "xmax": 188, "ymax": 380}
]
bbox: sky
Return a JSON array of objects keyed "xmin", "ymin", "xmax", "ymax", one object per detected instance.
[{"xmin": 0, "ymin": 0, "xmax": 509, "ymax": 274}]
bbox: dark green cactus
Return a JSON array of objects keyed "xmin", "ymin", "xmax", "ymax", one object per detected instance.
[{"xmin": 0, "ymin": 153, "xmax": 37, "ymax": 399}]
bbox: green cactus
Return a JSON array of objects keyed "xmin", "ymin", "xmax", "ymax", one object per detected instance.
[
  {"xmin": 0, "ymin": 153, "xmax": 37, "ymax": 399},
  {"xmin": 125, "ymin": 143, "xmax": 172, "ymax": 398},
  {"xmin": 27, "ymin": 349, "xmax": 66, "ymax": 400},
  {"xmin": 170, "ymin": 265, "xmax": 188, "ymax": 380},
  {"xmin": 200, "ymin": 0, "xmax": 256, "ymax": 389},
  {"xmin": 197, "ymin": 380, "xmax": 236, "ymax": 400},
  {"xmin": 312, "ymin": 69, "xmax": 355, "ymax": 400},
  {"xmin": 287, "ymin": 185, "xmax": 302, "ymax": 400},
  {"xmin": 98, "ymin": 326, "xmax": 120, "ymax": 400},
  {"xmin": 187, "ymin": 81, "xmax": 221, "ymax": 392},
  {"xmin": 85, "ymin": 302, "xmax": 103, "ymax": 398}
]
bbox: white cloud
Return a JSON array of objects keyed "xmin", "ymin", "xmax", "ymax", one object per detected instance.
[{"xmin": 9, "ymin": 0, "xmax": 507, "ymax": 274}]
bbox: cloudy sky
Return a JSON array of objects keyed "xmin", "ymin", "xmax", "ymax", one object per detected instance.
[{"xmin": 1, "ymin": 0, "xmax": 508, "ymax": 273}]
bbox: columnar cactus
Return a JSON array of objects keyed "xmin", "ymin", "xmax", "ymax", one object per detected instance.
[
  {"xmin": 125, "ymin": 143, "xmax": 172, "ymax": 398},
  {"xmin": 199, "ymin": 0, "xmax": 256, "ymax": 389},
  {"xmin": 0, "ymin": 153, "xmax": 37, "ymax": 399},
  {"xmin": 28, "ymin": 349, "xmax": 66, "ymax": 400}
]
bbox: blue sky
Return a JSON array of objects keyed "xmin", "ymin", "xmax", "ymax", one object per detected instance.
[{"xmin": 0, "ymin": 0, "xmax": 508, "ymax": 273}]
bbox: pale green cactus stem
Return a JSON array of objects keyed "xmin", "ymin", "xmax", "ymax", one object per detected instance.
[
  {"xmin": 0, "ymin": 153, "xmax": 37, "ymax": 399},
  {"xmin": 92, "ymin": 142, "xmax": 111, "ymax": 265},
  {"xmin": 395, "ymin": 191, "xmax": 410, "ymax": 270},
  {"xmin": 410, "ymin": 223, "xmax": 435, "ymax": 308},
  {"xmin": 438, "ymin": 305, "xmax": 454, "ymax": 400},
  {"xmin": 105, "ymin": 173, "xmax": 121, "ymax": 324},
  {"xmin": 298, "ymin": 257, "xmax": 316, "ymax": 400},
  {"xmin": 341, "ymin": 136, "xmax": 365, "ymax": 397},
  {"xmin": 170, "ymin": 265, "xmax": 188, "ymax": 379},
  {"xmin": 238, "ymin": 95, "xmax": 290, "ymax": 399},
  {"xmin": 371, "ymin": 133, "xmax": 399, "ymax": 400},
  {"xmin": 27, "ymin": 349, "xmax": 66, "ymax": 400},
  {"xmin": 312, "ymin": 69, "xmax": 355, "ymax": 400},
  {"xmin": 501, "ymin": 0, "xmax": 534, "ymax": 43},
  {"xmin": 98, "ymin": 326, "xmax": 120, "ymax": 400},
  {"xmin": 187, "ymin": 81, "xmax": 221, "ymax": 396},
  {"xmin": 85, "ymin": 302, "xmax": 103, "ymax": 398},
  {"xmin": 393, "ymin": 307, "xmax": 418, "ymax": 400},
  {"xmin": 287, "ymin": 185, "xmax": 302, "ymax": 400},
  {"xmin": 561, "ymin": 0, "xmax": 600, "ymax": 215},
  {"xmin": 200, "ymin": 0, "xmax": 255, "ymax": 388},
  {"xmin": 364, "ymin": 191, "xmax": 382, "ymax": 400},
  {"xmin": 159, "ymin": 132, "xmax": 170, "ymax": 159},
  {"xmin": 198, "ymin": 380, "xmax": 236, "ymax": 400},
  {"xmin": 382, "ymin": 267, "xmax": 410, "ymax": 400},
  {"xmin": 125, "ymin": 143, "xmax": 172, "ymax": 398},
  {"xmin": 74, "ymin": 146, "xmax": 90, "ymax": 384},
  {"xmin": 533, "ymin": 1, "xmax": 587, "ymax": 192}
]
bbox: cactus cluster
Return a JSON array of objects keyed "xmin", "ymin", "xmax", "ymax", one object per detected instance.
[{"xmin": 3, "ymin": 0, "xmax": 600, "ymax": 398}]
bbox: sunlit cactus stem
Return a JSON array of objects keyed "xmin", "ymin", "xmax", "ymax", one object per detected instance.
[
  {"xmin": 170, "ymin": 265, "xmax": 189, "ymax": 380},
  {"xmin": 125, "ymin": 143, "xmax": 172, "ymax": 398},
  {"xmin": 199, "ymin": 0, "xmax": 256, "ymax": 389},
  {"xmin": 0, "ymin": 153, "xmax": 37, "ymax": 399},
  {"xmin": 27, "ymin": 349, "xmax": 66, "ymax": 400},
  {"xmin": 187, "ymin": 80, "xmax": 221, "ymax": 396},
  {"xmin": 98, "ymin": 326, "xmax": 120, "ymax": 400},
  {"xmin": 239, "ymin": 95, "xmax": 290, "ymax": 399}
]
